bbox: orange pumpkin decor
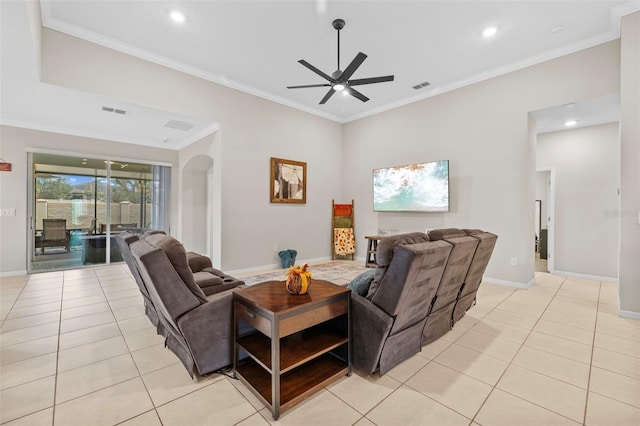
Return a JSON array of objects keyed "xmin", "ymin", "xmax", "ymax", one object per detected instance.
[{"xmin": 285, "ymin": 263, "xmax": 312, "ymax": 295}]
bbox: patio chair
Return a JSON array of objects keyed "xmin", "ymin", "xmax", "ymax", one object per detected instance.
[{"xmin": 41, "ymin": 218, "xmax": 70, "ymax": 253}]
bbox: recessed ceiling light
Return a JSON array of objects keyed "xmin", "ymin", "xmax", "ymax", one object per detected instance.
[
  {"xmin": 170, "ymin": 10, "xmax": 185, "ymax": 23},
  {"xmin": 565, "ymin": 120, "xmax": 577, "ymax": 127},
  {"xmin": 482, "ymin": 26, "xmax": 498, "ymax": 38},
  {"xmin": 551, "ymin": 25, "xmax": 565, "ymax": 35}
]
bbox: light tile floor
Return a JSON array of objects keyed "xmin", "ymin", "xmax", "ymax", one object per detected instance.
[{"xmin": 1, "ymin": 265, "xmax": 639, "ymax": 425}]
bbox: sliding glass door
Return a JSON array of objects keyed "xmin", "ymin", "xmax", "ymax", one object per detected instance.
[{"xmin": 29, "ymin": 152, "xmax": 170, "ymax": 272}]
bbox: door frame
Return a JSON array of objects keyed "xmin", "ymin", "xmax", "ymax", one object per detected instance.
[
  {"xmin": 26, "ymin": 148, "xmax": 172, "ymax": 273},
  {"xmin": 536, "ymin": 167, "xmax": 555, "ymax": 273}
]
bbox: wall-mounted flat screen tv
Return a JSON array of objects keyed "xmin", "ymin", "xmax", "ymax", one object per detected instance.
[{"xmin": 373, "ymin": 160, "xmax": 449, "ymax": 212}]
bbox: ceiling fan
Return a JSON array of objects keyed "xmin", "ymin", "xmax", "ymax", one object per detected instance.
[{"xmin": 287, "ymin": 18, "xmax": 394, "ymax": 104}]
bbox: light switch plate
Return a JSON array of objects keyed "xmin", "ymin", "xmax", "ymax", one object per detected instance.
[{"xmin": 0, "ymin": 208, "xmax": 16, "ymax": 216}]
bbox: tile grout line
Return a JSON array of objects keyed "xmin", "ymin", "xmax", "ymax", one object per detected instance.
[
  {"xmin": 0, "ymin": 277, "xmax": 30, "ymax": 330},
  {"xmin": 42, "ymin": 267, "xmax": 157, "ymax": 424},
  {"xmin": 94, "ymin": 265, "xmax": 168, "ymax": 426},
  {"xmin": 469, "ymin": 275, "xmax": 569, "ymax": 425},
  {"xmin": 6, "ymin": 265, "xmax": 634, "ymax": 425},
  {"xmin": 330, "ymin": 284, "xmax": 519, "ymax": 425},
  {"xmin": 582, "ymin": 280, "xmax": 603, "ymax": 426},
  {"xmin": 51, "ymin": 271, "xmax": 73, "ymax": 426},
  {"xmin": 0, "ymin": 275, "xmax": 61, "ymax": 425}
]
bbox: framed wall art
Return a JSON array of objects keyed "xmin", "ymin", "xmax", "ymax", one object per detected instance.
[{"xmin": 270, "ymin": 157, "xmax": 306, "ymax": 204}]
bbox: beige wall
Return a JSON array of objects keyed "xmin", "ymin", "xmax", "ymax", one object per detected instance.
[
  {"xmin": 39, "ymin": 28, "xmax": 345, "ymax": 272},
  {"xmin": 619, "ymin": 12, "xmax": 640, "ymax": 316},
  {"xmin": 537, "ymin": 123, "xmax": 620, "ymax": 279},
  {"xmin": 343, "ymin": 41, "xmax": 621, "ymax": 286}
]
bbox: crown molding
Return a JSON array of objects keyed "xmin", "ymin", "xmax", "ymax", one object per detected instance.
[
  {"xmin": 40, "ymin": 13, "xmax": 345, "ymax": 124},
  {"xmin": 343, "ymin": 30, "xmax": 620, "ymax": 123},
  {"xmin": 40, "ymin": 1, "xmax": 634, "ymax": 126}
]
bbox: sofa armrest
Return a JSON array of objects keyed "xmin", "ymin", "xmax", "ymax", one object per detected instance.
[
  {"xmin": 351, "ymin": 293, "xmax": 394, "ymax": 374},
  {"xmin": 187, "ymin": 252, "xmax": 213, "ymax": 272},
  {"xmin": 177, "ymin": 291, "xmax": 235, "ymax": 375}
]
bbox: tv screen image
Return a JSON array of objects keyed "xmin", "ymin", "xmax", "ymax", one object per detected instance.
[{"xmin": 373, "ymin": 160, "xmax": 449, "ymax": 212}]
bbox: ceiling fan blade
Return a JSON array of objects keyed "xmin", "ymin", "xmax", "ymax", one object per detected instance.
[
  {"xmin": 348, "ymin": 87, "xmax": 369, "ymax": 103},
  {"xmin": 298, "ymin": 60, "xmax": 336, "ymax": 83},
  {"xmin": 348, "ymin": 75, "xmax": 395, "ymax": 86},
  {"xmin": 319, "ymin": 88, "xmax": 336, "ymax": 104},
  {"xmin": 287, "ymin": 83, "xmax": 332, "ymax": 89},
  {"xmin": 340, "ymin": 52, "xmax": 367, "ymax": 82}
]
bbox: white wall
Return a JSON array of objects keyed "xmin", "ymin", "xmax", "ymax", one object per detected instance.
[
  {"xmin": 0, "ymin": 126, "xmax": 178, "ymax": 274},
  {"xmin": 181, "ymin": 159, "xmax": 211, "ymax": 255},
  {"xmin": 619, "ymin": 12, "xmax": 640, "ymax": 315},
  {"xmin": 39, "ymin": 28, "xmax": 345, "ymax": 272},
  {"xmin": 343, "ymin": 41, "xmax": 621, "ymax": 286},
  {"xmin": 537, "ymin": 123, "xmax": 620, "ymax": 279}
]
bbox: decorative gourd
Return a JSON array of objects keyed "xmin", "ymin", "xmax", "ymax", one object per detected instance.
[{"xmin": 285, "ymin": 263, "xmax": 312, "ymax": 295}]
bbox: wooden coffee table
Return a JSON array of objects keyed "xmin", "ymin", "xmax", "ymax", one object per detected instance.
[{"xmin": 233, "ymin": 280, "xmax": 351, "ymax": 420}]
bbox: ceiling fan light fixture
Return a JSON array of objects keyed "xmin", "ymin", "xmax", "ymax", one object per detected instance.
[
  {"xmin": 170, "ymin": 10, "xmax": 185, "ymax": 23},
  {"xmin": 287, "ymin": 18, "xmax": 394, "ymax": 104},
  {"xmin": 482, "ymin": 26, "xmax": 498, "ymax": 38}
]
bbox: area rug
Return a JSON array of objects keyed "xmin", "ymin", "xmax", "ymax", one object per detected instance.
[{"xmin": 239, "ymin": 260, "xmax": 369, "ymax": 287}]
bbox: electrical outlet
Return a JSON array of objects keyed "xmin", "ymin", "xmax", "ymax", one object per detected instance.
[
  {"xmin": 510, "ymin": 258, "xmax": 517, "ymax": 267},
  {"xmin": 273, "ymin": 245, "xmax": 279, "ymax": 253}
]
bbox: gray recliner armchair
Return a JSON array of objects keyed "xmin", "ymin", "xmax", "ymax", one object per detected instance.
[
  {"xmin": 351, "ymin": 232, "xmax": 453, "ymax": 375},
  {"xmin": 120, "ymin": 232, "xmax": 245, "ymax": 377}
]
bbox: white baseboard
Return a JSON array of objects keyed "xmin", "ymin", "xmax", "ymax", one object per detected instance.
[
  {"xmin": 0, "ymin": 270, "xmax": 28, "ymax": 277},
  {"xmin": 619, "ymin": 309, "xmax": 640, "ymax": 320},
  {"xmin": 554, "ymin": 270, "xmax": 618, "ymax": 282},
  {"xmin": 227, "ymin": 256, "xmax": 332, "ymax": 277},
  {"xmin": 483, "ymin": 276, "xmax": 534, "ymax": 289}
]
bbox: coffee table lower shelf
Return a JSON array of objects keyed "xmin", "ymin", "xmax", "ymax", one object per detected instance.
[{"xmin": 236, "ymin": 353, "xmax": 347, "ymax": 413}]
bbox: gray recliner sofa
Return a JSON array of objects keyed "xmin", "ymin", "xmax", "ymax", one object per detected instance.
[
  {"xmin": 351, "ymin": 228, "xmax": 497, "ymax": 375},
  {"xmin": 421, "ymin": 228, "xmax": 481, "ymax": 345},
  {"xmin": 118, "ymin": 232, "xmax": 245, "ymax": 377},
  {"xmin": 452, "ymin": 229, "xmax": 498, "ymax": 323}
]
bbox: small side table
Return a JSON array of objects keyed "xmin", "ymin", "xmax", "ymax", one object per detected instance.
[
  {"xmin": 364, "ymin": 236, "xmax": 382, "ymax": 268},
  {"xmin": 233, "ymin": 280, "xmax": 351, "ymax": 420}
]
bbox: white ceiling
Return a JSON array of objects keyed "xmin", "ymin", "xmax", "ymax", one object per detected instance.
[
  {"xmin": 1, "ymin": 1, "xmax": 637, "ymax": 149},
  {"xmin": 532, "ymin": 93, "xmax": 621, "ymax": 134}
]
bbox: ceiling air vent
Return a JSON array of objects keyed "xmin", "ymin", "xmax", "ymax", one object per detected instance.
[
  {"xmin": 412, "ymin": 81, "xmax": 431, "ymax": 90},
  {"xmin": 102, "ymin": 106, "xmax": 127, "ymax": 115},
  {"xmin": 163, "ymin": 119, "xmax": 195, "ymax": 132}
]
